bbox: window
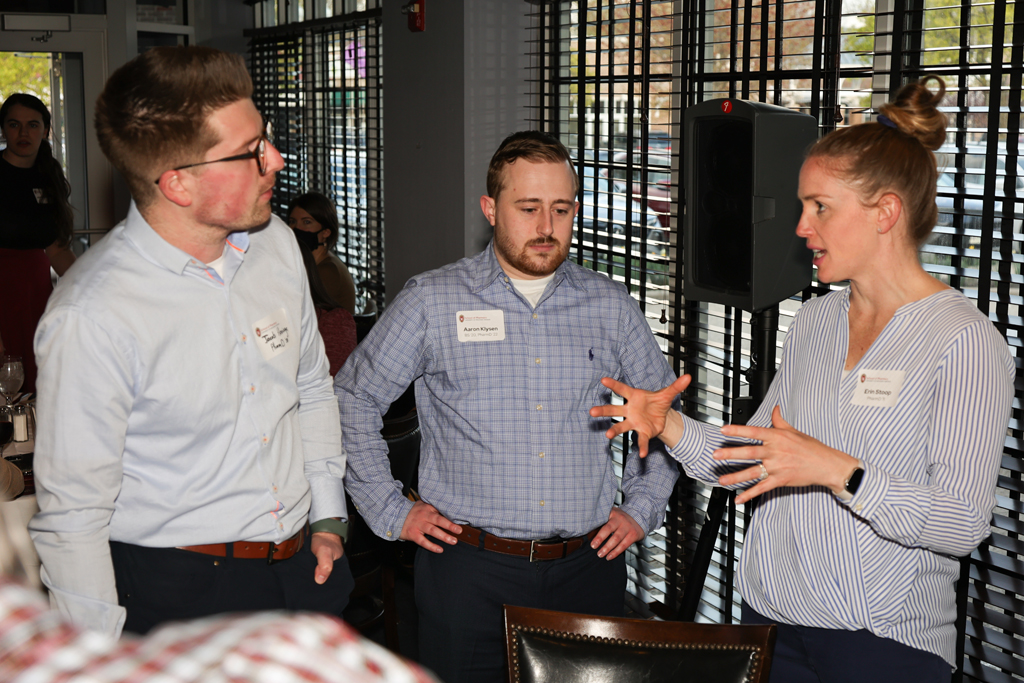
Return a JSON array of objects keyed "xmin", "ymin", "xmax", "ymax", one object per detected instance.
[
  {"xmin": 532, "ymin": 1, "xmax": 1023, "ymax": 679},
  {"xmin": 247, "ymin": 2, "xmax": 384, "ymax": 312}
]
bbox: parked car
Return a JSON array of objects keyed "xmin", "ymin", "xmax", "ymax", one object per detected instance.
[
  {"xmin": 610, "ymin": 151, "xmax": 672, "ymax": 227},
  {"xmin": 578, "ymin": 172, "xmax": 665, "ymax": 256},
  {"xmin": 936, "ymin": 144, "xmax": 1024, "ymax": 195},
  {"xmin": 935, "ymin": 172, "xmax": 1022, "ymax": 232}
]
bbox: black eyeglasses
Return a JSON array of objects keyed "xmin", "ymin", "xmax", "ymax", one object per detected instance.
[{"xmin": 154, "ymin": 121, "xmax": 273, "ymax": 184}]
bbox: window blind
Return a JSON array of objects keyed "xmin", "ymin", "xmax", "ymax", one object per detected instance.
[
  {"xmin": 530, "ymin": 2, "xmax": 1023, "ymax": 679},
  {"xmin": 247, "ymin": 4, "xmax": 385, "ymax": 312}
]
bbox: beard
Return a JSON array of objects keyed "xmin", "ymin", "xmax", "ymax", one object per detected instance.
[{"xmin": 494, "ymin": 231, "xmax": 571, "ymax": 278}]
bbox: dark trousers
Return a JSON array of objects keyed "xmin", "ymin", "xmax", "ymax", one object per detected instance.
[
  {"xmin": 415, "ymin": 536, "xmax": 627, "ymax": 683},
  {"xmin": 741, "ymin": 604, "xmax": 950, "ymax": 683},
  {"xmin": 111, "ymin": 532, "xmax": 354, "ymax": 635}
]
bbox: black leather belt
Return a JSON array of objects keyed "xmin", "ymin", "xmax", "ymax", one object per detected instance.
[{"xmin": 455, "ymin": 524, "xmax": 599, "ymax": 562}]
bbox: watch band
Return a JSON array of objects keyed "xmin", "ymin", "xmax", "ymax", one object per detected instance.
[{"xmin": 837, "ymin": 463, "xmax": 865, "ymax": 503}]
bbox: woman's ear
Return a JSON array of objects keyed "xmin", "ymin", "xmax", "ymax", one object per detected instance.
[{"xmin": 875, "ymin": 192, "xmax": 902, "ymax": 235}]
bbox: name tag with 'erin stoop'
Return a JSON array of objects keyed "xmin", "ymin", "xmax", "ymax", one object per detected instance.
[
  {"xmin": 253, "ymin": 308, "xmax": 292, "ymax": 360},
  {"xmin": 457, "ymin": 310, "xmax": 505, "ymax": 342},
  {"xmin": 851, "ymin": 369, "xmax": 906, "ymax": 407}
]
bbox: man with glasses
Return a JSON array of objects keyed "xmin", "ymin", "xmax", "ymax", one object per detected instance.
[{"xmin": 30, "ymin": 46, "xmax": 353, "ymax": 636}]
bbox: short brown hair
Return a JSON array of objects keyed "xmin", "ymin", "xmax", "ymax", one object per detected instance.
[
  {"xmin": 94, "ymin": 46, "xmax": 254, "ymax": 208},
  {"xmin": 808, "ymin": 76, "xmax": 947, "ymax": 247},
  {"xmin": 486, "ymin": 131, "xmax": 579, "ymax": 201}
]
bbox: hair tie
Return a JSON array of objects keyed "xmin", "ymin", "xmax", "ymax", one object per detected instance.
[{"xmin": 877, "ymin": 114, "xmax": 898, "ymax": 129}]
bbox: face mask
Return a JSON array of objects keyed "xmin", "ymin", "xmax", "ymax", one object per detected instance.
[{"xmin": 292, "ymin": 228, "xmax": 321, "ymax": 251}]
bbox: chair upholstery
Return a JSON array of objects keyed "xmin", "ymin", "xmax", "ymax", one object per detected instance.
[{"xmin": 504, "ymin": 605, "xmax": 776, "ymax": 683}]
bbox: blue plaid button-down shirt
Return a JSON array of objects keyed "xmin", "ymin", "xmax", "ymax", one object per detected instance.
[{"xmin": 337, "ymin": 243, "xmax": 679, "ymax": 541}]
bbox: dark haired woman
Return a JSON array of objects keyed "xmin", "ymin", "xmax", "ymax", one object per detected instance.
[
  {"xmin": 294, "ymin": 237, "xmax": 357, "ymax": 377},
  {"xmin": 592, "ymin": 77, "xmax": 1014, "ymax": 681},
  {"xmin": 288, "ymin": 191, "xmax": 357, "ymax": 314},
  {"xmin": 0, "ymin": 93, "xmax": 76, "ymax": 394}
]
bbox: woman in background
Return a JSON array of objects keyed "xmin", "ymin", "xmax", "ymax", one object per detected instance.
[
  {"xmin": 0, "ymin": 93, "xmax": 76, "ymax": 394},
  {"xmin": 294, "ymin": 238, "xmax": 357, "ymax": 377},
  {"xmin": 593, "ymin": 77, "xmax": 1014, "ymax": 681},
  {"xmin": 288, "ymin": 192, "xmax": 356, "ymax": 315}
]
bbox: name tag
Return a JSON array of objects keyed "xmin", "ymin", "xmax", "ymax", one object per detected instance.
[
  {"xmin": 851, "ymin": 369, "xmax": 905, "ymax": 407},
  {"xmin": 457, "ymin": 310, "xmax": 505, "ymax": 342},
  {"xmin": 253, "ymin": 308, "xmax": 293, "ymax": 360}
]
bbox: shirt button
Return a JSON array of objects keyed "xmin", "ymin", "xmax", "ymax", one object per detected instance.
[
  {"xmin": 855, "ymin": 504, "xmax": 863, "ymax": 513},
  {"xmin": 279, "ymin": 523, "xmax": 284, "ymax": 530},
  {"xmin": 536, "ymin": 404, "xmax": 543, "ymax": 411},
  {"xmin": 535, "ymin": 358, "xmax": 541, "ymax": 365},
  {"xmin": 539, "ymin": 452, "xmax": 545, "ymax": 458},
  {"xmin": 539, "ymin": 501, "xmax": 545, "ymax": 506},
  {"xmin": 386, "ymin": 531, "xmax": 393, "ymax": 537},
  {"xmin": 532, "ymin": 313, "xmax": 538, "ymax": 319},
  {"xmin": 241, "ymin": 334, "xmax": 247, "ymax": 342},
  {"xmin": 273, "ymin": 486, "xmax": 278, "ymax": 493},
  {"xmin": 250, "ymin": 385, "xmax": 256, "ymax": 393}
]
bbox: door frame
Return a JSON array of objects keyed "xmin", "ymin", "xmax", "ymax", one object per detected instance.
[{"xmin": 0, "ymin": 15, "xmax": 115, "ymax": 237}]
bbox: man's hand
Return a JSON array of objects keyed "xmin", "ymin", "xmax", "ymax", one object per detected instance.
[
  {"xmin": 590, "ymin": 507, "xmax": 644, "ymax": 560},
  {"xmin": 311, "ymin": 532, "xmax": 344, "ymax": 584},
  {"xmin": 400, "ymin": 500, "xmax": 462, "ymax": 553}
]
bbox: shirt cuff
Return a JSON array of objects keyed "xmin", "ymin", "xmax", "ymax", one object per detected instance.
[
  {"xmin": 840, "ymin": 460, "xmax": 887, "ymax": 516},
  {"xmin": 668, "ymin": 413, "xmax": 710, "ymax": 466}
]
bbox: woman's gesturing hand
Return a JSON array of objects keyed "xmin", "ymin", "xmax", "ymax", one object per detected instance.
[
  {"xmin": 589, "ymin": 374, "xmax": 691, "ymax": 457},
  {"xmin": 715, "ymin": 405, "xmax": 860, "ymax": 504}
]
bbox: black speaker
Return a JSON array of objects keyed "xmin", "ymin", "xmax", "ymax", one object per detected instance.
[{"xmin": 683, "ymin": 99, "xmax": 817, "ymax": 311}]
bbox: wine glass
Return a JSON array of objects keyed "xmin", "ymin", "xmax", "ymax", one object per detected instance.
[{"xmin": 0, "ymin": 356, "xmax": 24, "ymax": 407}]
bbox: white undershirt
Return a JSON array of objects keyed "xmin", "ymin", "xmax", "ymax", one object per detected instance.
[
  {"xmin": 207, "ymin": 244, "xmax": 228, "ymax": 279},
  {"xmin": 509, "ymin": 273, "xmax": 555, "ymax": 308}
]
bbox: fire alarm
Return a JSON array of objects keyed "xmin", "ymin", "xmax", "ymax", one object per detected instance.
[{"xmin": 401, "ymin": 0, "xmax": 425, "ymax": 32}]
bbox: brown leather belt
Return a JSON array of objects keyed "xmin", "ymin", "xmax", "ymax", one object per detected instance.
[
  {"xmin": 456, "ymin": 524, "xmax": 599, "ymax": 562},
  {"xmin": 177, "ymin": 527, "xmax": 306, "ymax": 565}
]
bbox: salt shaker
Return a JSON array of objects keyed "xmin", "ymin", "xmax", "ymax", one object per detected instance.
[{"xmin": 12, "ymin": 405, "xmax": 28, "ymax": 442}]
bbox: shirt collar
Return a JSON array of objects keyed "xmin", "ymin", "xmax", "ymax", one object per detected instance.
[
  {"xmin": 123, "ymin": 201, "xmax": 251, "ymax": 275},
  {"xmin": 473, "ymin": 240, "xmax": 589, "ymax": 294}
]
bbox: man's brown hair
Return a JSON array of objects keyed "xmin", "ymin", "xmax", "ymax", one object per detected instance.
[
  {"xmin": 486, "ymin": 131, "xmax": 579, "ymax": 201},
  {"xmin": 94, "ymin": 46, "xmax": 254, "ymax": 208}
]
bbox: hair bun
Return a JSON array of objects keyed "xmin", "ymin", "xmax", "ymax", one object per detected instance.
[{"xmin": 877, "ymin": 75, "xmax": 947, "ymax": 151}]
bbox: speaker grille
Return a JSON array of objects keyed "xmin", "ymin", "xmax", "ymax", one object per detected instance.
[{"xmin": 693, "ymin": 117, "xmax": 753, "ymax": 294}]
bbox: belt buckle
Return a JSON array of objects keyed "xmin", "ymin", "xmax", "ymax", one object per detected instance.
[
  {"xmin": 266, "ymin": 541, "xmax": 278, "ymax": 565},
  {"xmin": 529, "ymin": 539, "xmax": 537, "ymax": 563}
]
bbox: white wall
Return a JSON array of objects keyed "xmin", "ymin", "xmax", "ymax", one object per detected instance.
[{"xmin": 383, "ymin": 0, "xmax": 531, "ymax": 302}]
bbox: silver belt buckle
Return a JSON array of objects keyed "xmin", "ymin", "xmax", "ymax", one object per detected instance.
[{"xmin": 529, "ymin": 539, "xmax": 538, "ymax": 562}]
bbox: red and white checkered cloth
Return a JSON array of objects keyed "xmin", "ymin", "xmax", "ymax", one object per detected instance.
[{"xmin": 0, "ymin": 577, "xmax": 438, "ymax": 683}]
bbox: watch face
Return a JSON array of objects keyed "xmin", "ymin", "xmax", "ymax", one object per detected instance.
[{"xmin": 846, "ymin": 467, "xmax": 865, "ymax": 495}]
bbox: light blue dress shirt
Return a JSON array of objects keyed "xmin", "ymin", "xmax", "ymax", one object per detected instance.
[
  {"xmin": 337, "ymin": 243, "xmax": 679, "ymax": 542},
  {"xmin": 670, "ymin": 287, "xmax": 1014, "ymax": 665},
  {"xmin": 29, "ymin": 204, "xmax": 345, "ymax": 636}
]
